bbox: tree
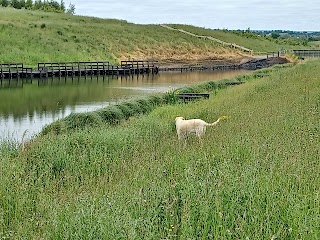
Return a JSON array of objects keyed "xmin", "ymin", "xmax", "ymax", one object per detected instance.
[
  {"xmin": 0, "ymin": 0, "xmax": 10, "ymax": 7},
  {"xmin": 11, "ymin": 0, "xmax": 22, "ymax": 9},
  {"xmin": 60, "ymin": 0, "xmax": 65, "ymax": 12},
  {"xmin": 33, "ymin": 0, "xmax": 42, "ymax": 10},
  {"xmin": 271, "ymin": 32, "xmax": 280, "ymax": 39},
  {"xmin": 19, "ymin": 0, "xmax": 25, "ymax": 8},
  {"xmin": 25, "ymin": 0, "xmax": 33, "ymax": 9},
  {"xmin": 66, "ymin": 2, "xmax": 75, "ymax": 14}
]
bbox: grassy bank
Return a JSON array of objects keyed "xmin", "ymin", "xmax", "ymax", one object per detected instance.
[
  {"xmin": 1, "ymin": 59, "xmax": 319, "ymax": 239},
  {"xmin": 0, "ymin": 7, "xmax": 313, "ymax": 67},
  {"xmin": 168, "ymin": 24, "xmax": 311, "ymax": 53}
]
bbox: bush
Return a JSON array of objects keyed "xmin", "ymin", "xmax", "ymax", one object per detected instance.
[
  {"xmin": 96, "ymin": 106, "xmax": 124, "ymax": 124},
  {"xmin": 64, "ymin": 112, "xmax": 102, "ymax": 130},
  {"xmin": 147, "ymin": 95, "xmax": 165, "ymax": 106}
]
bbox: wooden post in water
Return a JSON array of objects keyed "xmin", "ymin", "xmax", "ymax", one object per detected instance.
[
  {"xmin": 58, "ymin": 63, "xmax": 61, "ymax": 78},
  {"xmin": 16, "ymin": 64, "xmax": 20, "ymax": 80},
  {"xmin": 9, "ymin": 67, "xmax": 12, "ymax": 80},
  {"xmin": 136, "ymin": 61, "xmax": 139, "ymax": 74},
  {"xmin": 71, "ymin": 64, "xmax": 74, "ymax": 81},
  {"xmin": 45, "ymin": 67, "xmax": 48, "ymax": 80},
  {"xmin": 64, "ymin": 63, "xmax": 67, "ymax": 77},
  {"xmin": 0, "ymin": 66, "xmax": 3, "ymax": 85},
  {"xmin": 51, "ymin": 63, "xmax": 54, "ymax": 79},
  {"xmin": 30, "ymin": 68, "xmax": 33, "ymax": 83}
]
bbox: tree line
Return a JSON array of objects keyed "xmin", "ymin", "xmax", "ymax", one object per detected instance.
[{"xmin": 0, "ymin": 0, "xmax": 75, "ymax": 14}]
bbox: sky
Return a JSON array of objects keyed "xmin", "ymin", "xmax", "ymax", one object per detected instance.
[{"xmin": 66, "ymin": 0, "xmax": 319, "ymax": 31}]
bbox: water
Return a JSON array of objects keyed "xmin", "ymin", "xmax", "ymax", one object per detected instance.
[{"xmin": 0, "ymin": 70, "xmax": 249, "ymax": 141}]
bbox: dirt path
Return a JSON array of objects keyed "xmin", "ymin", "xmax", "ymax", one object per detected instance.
[{"xmin": 160, "ymin": 24, "xmax": 253, "ymax": 54}]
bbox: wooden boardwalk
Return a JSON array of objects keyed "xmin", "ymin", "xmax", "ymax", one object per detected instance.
[
  {"xmin": 0, "ymin": 63, "xmax": 33, "ymax": 80},
  {"xmin": 0, "ymin": 56, "xmax": 287, "ymax": 84},
  {"xmin": 0, "ymin": 60, "xmax": 159, "ymax": 81},
  {"xmin": 293, "ymin": 50, "xmax": 320, "ymax": 59},
  {"xmin": 159, "ymin": 64, "xmax": 240, "ymax": 72}
]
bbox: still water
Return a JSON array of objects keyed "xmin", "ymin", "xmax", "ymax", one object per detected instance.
[{"xmin": 0, "ymin": 70, "xmax": 249, "ymax": 141}]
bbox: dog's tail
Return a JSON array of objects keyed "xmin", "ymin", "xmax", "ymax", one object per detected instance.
[{"xmin": 208, "ymin": 116, "xmax": 229, "ymax": 126}]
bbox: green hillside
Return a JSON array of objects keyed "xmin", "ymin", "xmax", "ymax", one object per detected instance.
[
  {"xmin": 0, "ymin": 7, "xmax": 310, "ymax": 67},
  {"xmin": 168, "ymin": 24, "xmax": 312, "ymax": 53}
]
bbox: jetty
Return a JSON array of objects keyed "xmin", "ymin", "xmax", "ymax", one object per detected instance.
[
  {"xmin": 0, "ymin": 56, "xmax": 291, "ymax": 84},
  {"xmin": 0, "ymin": 60, "xmax": 159, "ymax": 81}
]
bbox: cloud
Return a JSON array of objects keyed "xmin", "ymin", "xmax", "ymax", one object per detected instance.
[{"xmin": 68, "ymin": 0, "xmax": 320, "ymax": 30}]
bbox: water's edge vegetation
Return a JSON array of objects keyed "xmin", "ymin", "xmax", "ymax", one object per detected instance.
[
  {"xmin": 40, "ymin": 65, "xmax": 286, "ymax": 136},
  {"xmin": 1, "ymin": 60, "xmax": 319, "ymax": 239}
]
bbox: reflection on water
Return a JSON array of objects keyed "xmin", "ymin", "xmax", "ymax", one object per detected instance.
[{"xmin": 0, "ymin": 70, "xmax": 249, "ymax": 141}]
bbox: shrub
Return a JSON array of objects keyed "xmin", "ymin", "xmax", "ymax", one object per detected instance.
[
  {"xmin": 96, "ymin": 106, "xmax": 124, "ymax": 124},
  {"xmin": 136, "ymin": 99, "xmax": 153, "ymax": 113},
  {"xmin": 64, "ymin": 112, "xmax": 102, "ymax": 130},
  {"xmin": 114, "ymin": 103, "xmax": 135, "ymax": 120},
  {"xmin": 147, "ymin": 95, "xmax": 165, "ymax": 106}
]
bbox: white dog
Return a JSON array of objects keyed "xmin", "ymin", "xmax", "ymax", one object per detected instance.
[{"xmin": 175, "ymin": 116, "xmax": 227, "ymax": 140}]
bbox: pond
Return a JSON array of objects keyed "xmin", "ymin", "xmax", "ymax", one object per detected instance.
[{"xmin": 0, "ymin": 70, "xmax": 249, "ymax": 142}]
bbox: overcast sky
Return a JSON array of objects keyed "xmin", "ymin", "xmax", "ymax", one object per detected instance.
[{"xmin": 66, "ymin": 0, "xmax": 319, "ymax": 31}]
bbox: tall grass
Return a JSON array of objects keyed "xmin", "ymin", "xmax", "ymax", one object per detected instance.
[{"xmin": 1, "ymin": 60, "xmax": 319, "ymax": 239}]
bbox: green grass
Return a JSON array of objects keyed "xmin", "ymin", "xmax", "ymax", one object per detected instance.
[
  {"xmin": 168, "ymin": 24, "xmax": 314, "ymax": 53},
  {"xmin": 0, "ymin": 7, "xmax": 312, "ymax": 67},
  {"xmin": 1, "ymin": 59, "xmax": 319, "ymax": 239}
]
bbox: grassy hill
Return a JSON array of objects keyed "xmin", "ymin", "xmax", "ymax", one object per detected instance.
[
  {"xmin": 0, "ymin": 7, "xmax": 313, "ymax": 67},
  {"xmin": 1, "ymin": 59, "xmax": 319, "ymax": 238},
  {"xmin": 168, "ymin": 24, "xmax": 313, "ymax": 53}
]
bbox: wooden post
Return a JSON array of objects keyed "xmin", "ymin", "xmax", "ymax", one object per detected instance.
[
  {"xmin": 9, "ymin": 67, "xmax": 12, "ymax": 80},
  {"xmin": 0, "ymin": 67, "xmax": 3, "ymax": 85},
  {"xmin": 136, "ymin": 61, "xmax": 139, "ymax": 74},
  {"xmin": 16, "ymin": 64, "xmax": 20, "ymax": 80},
  {"xmin": 30, "ymin": 68, "xmax": 33, "ymax": 83},
  {"xmin": 51, "ymin": 63, "xmax": 54, "ymax": 79},
  {"xmin": 58, "ymin": 63, "xmax": 61, "ymax": 78}
]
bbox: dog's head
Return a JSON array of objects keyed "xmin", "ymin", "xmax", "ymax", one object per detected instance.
[{"xmin": 175, "ymin": 116, "xmax": 184, "ymax": 122}]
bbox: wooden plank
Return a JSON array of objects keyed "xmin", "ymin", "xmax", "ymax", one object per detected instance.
[{"xmin": 177, "ymin": 93, "xmax": 210, "ymax": 102}]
